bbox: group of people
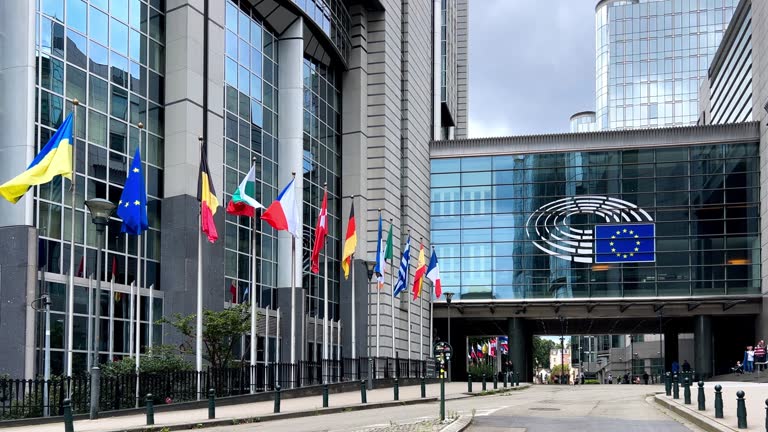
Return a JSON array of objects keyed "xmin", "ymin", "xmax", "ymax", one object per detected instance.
[{"xmin": 733, "ymin": 340, "xmax": 766, "ymax": 374}]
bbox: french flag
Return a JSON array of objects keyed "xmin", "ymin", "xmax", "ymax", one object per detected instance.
[
  {"xmin": 261, "ymin": 178, "xmax": 300, "ymax": 237},
  {"xmin": 426, "ymin": 248, "xmax": 442, "ymax": 298}
]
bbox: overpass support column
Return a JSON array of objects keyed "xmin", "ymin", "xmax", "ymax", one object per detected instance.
[
  {"xmin": 508, "ymin": 318, "xmax": 531, "ymax": 382},
  {"xmin": 694, "ymin": 315, "xmax": 713, "ymax": 377},
  {"xmin": 664, "ymin": 330, "xmax": 679, "ymax": 372}
]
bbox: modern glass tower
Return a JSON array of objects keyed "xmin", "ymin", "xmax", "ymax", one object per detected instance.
[{"xmin": 595, "ymin": 0, "xmax": 738, "ymax": 129}]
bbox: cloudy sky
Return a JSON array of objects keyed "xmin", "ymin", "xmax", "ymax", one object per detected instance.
[{"xmin": 467, "ymin": 0, "xmax": 597, "ymax": 138}]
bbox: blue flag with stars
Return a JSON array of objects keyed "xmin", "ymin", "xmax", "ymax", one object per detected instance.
[
  {"xmin": 594, "ymin": 224, "xmax": 655, "ymax": 263},
  {"xmin": 117, "ymin": 148, "xmax": 148, "ymax": 235}
]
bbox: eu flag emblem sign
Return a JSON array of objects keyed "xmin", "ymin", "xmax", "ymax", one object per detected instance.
[{"xmin": 594, "ymin": 224, "xmax": 655, "ymax": 263}]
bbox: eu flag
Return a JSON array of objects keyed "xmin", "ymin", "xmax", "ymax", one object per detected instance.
[
  {"xmin": 594, "ymin": 223, "xmax": 655, "ymax": 263},
  {"xmin": 117, "ymin": 148, "xmax": 148, "ymax": 235}
]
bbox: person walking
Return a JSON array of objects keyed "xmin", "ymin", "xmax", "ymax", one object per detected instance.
[
  {"xmin": 745, "ymin": 346, "xmax": 755, "ymax": 373},
  {"xmin": 754, "ymin": 341, "xmax": 766, "ymax": 371}
]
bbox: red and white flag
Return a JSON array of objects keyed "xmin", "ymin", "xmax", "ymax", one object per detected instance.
[{"xmin": 310, "ymin": 188, "xmax": 328, "ymax": 274}]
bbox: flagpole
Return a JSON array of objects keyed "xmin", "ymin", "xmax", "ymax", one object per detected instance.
[
  {"xmin": 87, "ymin": 275, "xmax": 93, "ymax": 371},
  {"xmin": 65, "ymin": 98, "xmax": 79, "ymax": 379},
  {"xmin": 129, "ymin": 281, "xmax": 135, "ymax": 358},
  {"xmin": 135, "ymin": 123, "xmax": 144, "ymax": 407},
  {"xmin": 250, "ymin": 158, "xmax": 258, "ymax": 394},
  {"xmin": 290, "ymin": 172, "xmax": 297, "ymax": 366},
  {"xmin": 389, "ymin": 219, "xmax": 395, "ymax": 357},
  {"xmin": 264, "ymin": 307, "xmax": 270, "ymax": 387},
  {"xmin": 420, "ymin": 282, "xmax": 424, "ymax": 360},
  {"xmin": 196, "ymin": 136, "xmax": 204, "ymax": 400},
  {"xmin": 276, "ymin": 307, "xmax": 281, "ymax": 386},
  {"xmin": 322, "ymin": 183, "xmax": 329, "ymax": 382},
  {"xmin": 108, "ymin": 276, "xmax": 114, "ymax": 361},
  {"xmin": 148, "ymin": 284, "xmax": 154, "ymax": 351},
  {"xmin": 407, "ymin": 278, "xmax": 412, "ymax": 360},
  {"xmin": 351, "ymin": 251, "xmax": 356, "ymax": 360}
]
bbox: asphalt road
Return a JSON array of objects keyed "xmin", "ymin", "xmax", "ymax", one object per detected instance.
[{"xmin": 199, "ymin": 384, "xmax": 696, "ymax": 432}]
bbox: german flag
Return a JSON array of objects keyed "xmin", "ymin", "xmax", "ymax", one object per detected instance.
[
  {"xmin": 341, "ymin": 203, "xmax": 357, "ymax": 279},
  {"xmin": 198, "ymin": 140, "xmax": 219, "ymax": 242}
]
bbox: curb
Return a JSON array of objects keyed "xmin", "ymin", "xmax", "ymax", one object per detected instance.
[
  {"xmin": 439, "ymin": 414, "xmax": 473, "ymax": 432},
  {"xmin": 97, "ymin": 397, "xmax": 439, "ymax": 432},
  {"xmin": 653, "ymin": 394, "xmax": 736, "ymax": 432}
]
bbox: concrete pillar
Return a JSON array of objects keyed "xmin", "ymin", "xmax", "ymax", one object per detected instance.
[
  {"xmin": 275, "ymin": 18, "xmax": 304, "ymax": 363},
  {"xmin": 508, "ymin": 318, "xmax": 530, "ymax": 382},
  {"xmin": 694, "ymin": 315, "xmax": 713, "ymax": 377},
  {"xmin": 0, "ymin": 0, "xmax": 35, "ymax": 227},
  {"xmin": 664, "ymin": 330, "xmax": 679, "ymax": 372}
]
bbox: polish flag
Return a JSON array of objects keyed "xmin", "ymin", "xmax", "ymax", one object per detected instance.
[{"xmin": 261, "ymin": 178, "xmax": 300, "ymax": 238}]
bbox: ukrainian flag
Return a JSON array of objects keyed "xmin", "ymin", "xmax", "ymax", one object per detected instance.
[{"xmin": 0, "ymin": 114, "xmax": 74, "ymax": 203}]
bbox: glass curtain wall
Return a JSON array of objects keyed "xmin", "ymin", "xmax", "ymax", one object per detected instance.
[
  {"xmin": 35, "ymin": 0, "xmax": 165, "ymax": 374},
  {"xmin": 431, "ymin": 143, "xmax": 760, "ymax": 300}
]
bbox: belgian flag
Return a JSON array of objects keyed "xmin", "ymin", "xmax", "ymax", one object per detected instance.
[{"xmin": 198, "ymin": 140, "xmax": 219, "ymax": 243}]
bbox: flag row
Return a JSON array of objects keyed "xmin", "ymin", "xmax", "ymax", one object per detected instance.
[{"xmin": 469, "ymin": 336, "xmax": 509, "ymax": 360}]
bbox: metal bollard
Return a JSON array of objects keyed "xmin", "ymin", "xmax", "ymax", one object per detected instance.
[
  {"xmin": 673, "ymin": 374, "xmax": 680, "ymax": 399},
  {"xmin": 421, "ymin": 376, "xmax": 426, "ymax": 398},
  {"xmin": 714, "ymin": 385, "xmax": 724, "ymax": 419},
  {"xmin": 63, "ymin": 399, "xmax": 74, "ymax": 432},
  {"xmin": 468, "ymin": 375, "xmax": 473, "ymax": 392},
  {"xmin": 208, "ymin": 388, "xmax": 216, "ymax": 419},
  {"xmin": 503, "ymin": 372, "xmax": 508, "ymax": 388},
  {"xmin": 697, "ymin": 381, "xmax": 705, "ymax": 411},
  {"xmin": 482, "ymin": 374, "xmax": 487, "ymax": 391},
  {"xmin": 274, "ymin": 385, "xmax": 281, "ymax": 413},
  {"xmin": 146, "ymin": 394, "xmax": 154, "ymax": 426},
  {"xmin": 323, "ymin": 383, "xmax": 329, "ymax": 408},
  {"xmin": 684, "ymin": 377, "xmax": 691, "ymax": 405},
  {"xmin": 440, "ymin": 376, "xmax": 446, "ymax": 421},
  {"xmin": 394, "ymin": 378, "xmax": 399, "ymax": 401},
  {"xmin": 493, "ymin": 374, "xmax": 498, "ymax": 390},
  {"xmin": 360, "ymin": 380, "xmax": 367, "ymax": 404},
  {"xmin": 665, "ymin": 372, "xmax": 671, "ymax": 396},
  {"xmin": 515, "ymin": 372, "xmax": 520, "ymax": 387},
  {"xmin": 764, "ymin": 399, "xmax": 768, "ymax": 432},
  {"xmin": 736, "ymin": 390, "xmax": 747, "ymax": 429}
]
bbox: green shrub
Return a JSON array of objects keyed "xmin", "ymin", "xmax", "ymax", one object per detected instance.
[{"xmin": 467, "ymin": 363, "xmax": 496, "ymax": 379}]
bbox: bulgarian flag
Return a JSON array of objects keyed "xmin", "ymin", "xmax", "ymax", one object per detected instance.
[
  {"xmin": 412, "ymin": 242, "xmax": 426, "ymax": 300},
  {"xmin": 198, "ymin": 141, "xmax": 219, "ymax": 243},
  {"xmin": 226, "ymin": 165, "xmax": 264, "ymax": 217},
  {"xmin": 261, "ymin": 177, "xmax": 300, "ymax": 237}
]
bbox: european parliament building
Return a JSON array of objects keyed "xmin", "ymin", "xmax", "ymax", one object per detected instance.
[{"xmin": 0, "ymin": 0, "xmax": 467, "ymax": 379}]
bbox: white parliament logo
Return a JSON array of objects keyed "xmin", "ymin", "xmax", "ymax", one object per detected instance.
[{"xmin": 525, "ymin": 196, "xmax": 654, "ymax": 264}]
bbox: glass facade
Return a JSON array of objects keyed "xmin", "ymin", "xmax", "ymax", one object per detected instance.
[
  {"xmin": 224, "ymin": 1, "xmax": 280, "ymax": 314},
  {"xmin": 292, "ymin": 0, "xmax": 351, "ymax": 62},
  {"xmin": 596, "ymin": 0, "xmax": 737, "ymax": 129},
  {"xmin": 708, "ymin": 2, "xmax": 752, "ymax": 124},
  {"xmin": 569, "ymin": 112, "xmax": 598, "ymax": 132},
  {"xmin": 35, "ymin": 0, "xmax": 165, "ymax": 373},
  {"xmin": 430, "ymin": 143, "xmax": 761, "ymax": 300}
]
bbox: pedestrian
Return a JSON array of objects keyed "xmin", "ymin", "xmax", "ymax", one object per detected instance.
[
  {"xmin": 607, "ymin": 373, "xmax": 613, "ymax": 384},
  {"xmin": 671, "ymin": 360, "xmax": 680, "ymax": 374},
  {"xmin": 642, "ymin": 372, "xmax": 649, "ymax": 385},
  {"xmin": 745, "ymin": 346, "xmax": 755, "ymax": 373},
  {"xmin": 682, "ymin": 360, "xmax": 691, "ymax": 373},
  {"xmin": 754, "ymin": 341, "xmax": 766, "ymax": 371}
]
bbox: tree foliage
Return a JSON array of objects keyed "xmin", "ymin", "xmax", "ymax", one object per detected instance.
[
  {"xmin": 101, "ymin": 345, "xmax": 192, "ymax": 377},
  {"xmin": 533, "ymin": 336, "xmax": 557, "ymax": 369},
  {"xmin": 159, "ymin": 303, "xmax": 255, "ymax": 369}
]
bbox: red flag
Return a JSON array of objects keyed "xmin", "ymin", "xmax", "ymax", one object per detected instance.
[
  {"xmin": 111, "ymin": 255, "xmax": 117, "ymax": 282},
  {"xmin": 310, "ymin": 188, "xmax": 328, "ymax": 274},
  {"xmin": 229, "ymin": 281, "xmax": 238, "ymax": 303},
  {"xmin": 76, "ymin": 256, "xmax": 84, "ymax": 277}
]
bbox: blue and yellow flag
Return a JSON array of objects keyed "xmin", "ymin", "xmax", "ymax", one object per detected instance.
[
  {"xmin": 595, "ymin": 223, "xmax": 655, "ymax": 263},
  {"xmin": 117, "ymin": 148, "xmax": 148, "ymax": 235},
  {"xmin": 0, "ymin": 114, "xmax": 73, "ymax": 203}
]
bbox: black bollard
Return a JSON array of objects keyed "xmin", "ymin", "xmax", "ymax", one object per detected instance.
[
  {"xmin": 493, "ymin": 374, "xmax": 498, "ymax": 390},
  {"xmin": 736, "ymin": 390, "xmax": 747, "ymax": 429},
  {"xmin": 63, "ymin": 399, "xmax": 74, "ymax": 432},
  {"xmin": 673, "ymin": 374, "xmax": 680, "ymax": 400},
  {"xmin": 665, "ymin": 372, "xmax": 672, "ymax": 396},
  {"xmin": 208, "ymin": 388, "xmax": 215, "ymax": 419},
  {"xmin": 440, "ymin": 376, "xmax": 446, "ymax": 421},
  {"xmin": 468, "ymin": 375, "xmax": 473, "ymax": 392},
  {"xmin": 503, "ymin": 372, "xmax": 508, "ymax": 388},
  {"xmin": 394, "ymin": 378, "xmax": 399, "ymax": 401},
  {"xmin": 482, "ymin": 374, "xmax": 487, "ymax": 391},
  {"xmin": 146, "ymin": 394, "xmax": 154, "ymax": 426},
  {"xmin": 323, "ymin": 383, "xmax": 329, "ymax": 408},
  {"xmin": 764, "ymin": 399, "xmax": 768, "ymax": 432},
  {"xmin": 684, "ymin": 377, "xmax": 691, "ymax": 405},
  {"xmin": 714, "ymin": 385, "xmax": 724, "ymax": 419},
  {"xmin": 421, "ymin": 376, "xmax": 426, "ymax": 398},
  {"xmin": 697, "ymin": 381, "xmax": 705, "ymax": 411},
  {"xmin": 360, "ymin": 380, "xmax": 367, "ymax": 404},
  {"xmin": 515, "ymin": 372, "xmax": 520, "ymax": 387},
  {"xmin": 274, "ymin": 385, "xmax": 281, "ymax": 413}
]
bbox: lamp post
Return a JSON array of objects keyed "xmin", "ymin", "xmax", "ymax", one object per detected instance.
[
  {"xmin": 31, "ymin": 294, "xmax": 52, "ymax": 416},
  {"xmin": 445, "ymin": 292, "xmax": 454, "ymax": 382},
  {"xmin": 85, "ymin": 198, "xmax": 116, "ymax": 420},
  {"xmin": 559, "ymin": 316, "xmax": 565, "ymax": 385},
  {"xmin": 364, "ymin": 260, "xmax": 376, "ymax": 382}
]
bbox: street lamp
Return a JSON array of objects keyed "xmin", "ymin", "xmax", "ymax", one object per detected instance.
[
  {"xmin": 31, "ymin": 294, "xmax": 52, "ymax": 416},
  {"xmin": 364, "ymin": 260, "xmax": 376, "ymax": 383},
  {"xmin": 445, "ymin": 292, "xmax": 454, "ymax": 382},
  {"xmin": 84, "ymin": 198, "xmax": 116, "ymax": 420},
  {"xmin": 558, "ymin": 316, "xmax": 565, "ymax": 385}
]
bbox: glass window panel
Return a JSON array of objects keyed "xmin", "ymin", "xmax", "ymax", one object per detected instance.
[
  {"xmin": 110, "ymin": 18, "xmax": 129, "ymax": 55},
  {"xmin": 90, "ymin": 6, "xmax": 109, "ymax": 44},
  {"xmin": 67, "ymin": 0, "xmax": 87, "ymax": 33}
]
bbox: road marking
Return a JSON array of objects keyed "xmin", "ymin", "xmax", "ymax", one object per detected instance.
[{"xmin": 463, "ymin": 405, "xmax": 508, "ymax": 417}]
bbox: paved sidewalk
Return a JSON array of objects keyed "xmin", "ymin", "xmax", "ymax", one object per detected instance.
[
  {"xmin": 3, "ymin": 382, "xmax": 526, "ymax": 432},
  {"xmin": 658, "ymin": 380, "xmax": 768, "ymax": 431}
]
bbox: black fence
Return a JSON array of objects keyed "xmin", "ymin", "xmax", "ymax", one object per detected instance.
[{"xmin": 0, "ymin": 357, "xmax": 436, "ymax": 420}]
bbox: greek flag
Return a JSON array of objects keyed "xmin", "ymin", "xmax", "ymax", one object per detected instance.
[{"xmin": 393, "ymin": 235, "xmax": 411, "ymax": 297}]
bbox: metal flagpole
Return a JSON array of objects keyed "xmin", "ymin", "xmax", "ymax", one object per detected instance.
[
  {"xmin": 87, "ymin": 275, "xmax": 93, "ymax": 371},
  {"xmin": 390, "ymin": 223, "xmax": 396, "ymax": 356},
  {"xmin": 322, "ymin": 183, "xmax": 329, "ymax": 382},
  {"xmin": 129, "ymin": 282, "xmax": 135, "ymax": 358},
  {"xmin": 290, "ymin": 235, "xmax": 296, "ymax": 364},
  {"xmin": 420, "ymin": 284, "xmax": 424, "ymax": 359},
  {"xmin": 376, "ymin": 276, "xmax": 380, "ymax": 358},
  {"xmin": 351, "ymin": 252, "xmax": 356, "ymax": 360},
  {"xmin": 249, "ymin": 157, "xmax": 258, "ymax": 393},
  {"xmin": 43, "ymin": 291, "xmax": 51, "ymax": 416},
  {"xmin": 276, "ymin": 307, "xmax": 281, "ymax": 386},
  {"xmin": 65, "ymin": 99, "xmax": 80, "ymax": 378},
  {"xmin": 407, "ymin": 283, "xmax": 412, "ymax": 360},
  {"xmin": 196, "ymin": 137, "xmax": 204, "ymax": 400},
  {"xmin": 148, "ymin": 284, "xmax": 154, "ymax": 350},
  {"xmin": 265, "ymin": 307, "xmax": 270, "ymax": 387},
  {"xmin": 108, "ymin": 276, "xmax": 114, "ymax": 361},
  {"xmin": 135, "ymin": 276, "xmax": 141, "ymax": 407}
]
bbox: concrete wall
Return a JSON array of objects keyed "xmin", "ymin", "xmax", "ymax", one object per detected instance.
[{"xmin": 454, "ymin": 0, "xmax": 469, "ymax": 139}]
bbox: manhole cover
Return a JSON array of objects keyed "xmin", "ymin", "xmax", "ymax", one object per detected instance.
[{"xmin": 529, "ymin": 407, "xmax": 561, "ymax": 411}]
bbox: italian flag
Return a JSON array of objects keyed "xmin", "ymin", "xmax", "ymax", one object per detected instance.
[{"xmin": 226, "ymin": 165, "xmax": 264, "ymax": 217}]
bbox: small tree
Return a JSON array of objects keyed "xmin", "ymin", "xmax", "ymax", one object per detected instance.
[
  {"xmin": 101, "ymin": 345, "xmax": 192, "ymax": 377},
  {"xmin": 160, "ymin": 303, "xmax": 255, "ymax": 369},
  {"xmin": 549, "ymin": 364, "xmax": 571, "ymax": 383}
]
